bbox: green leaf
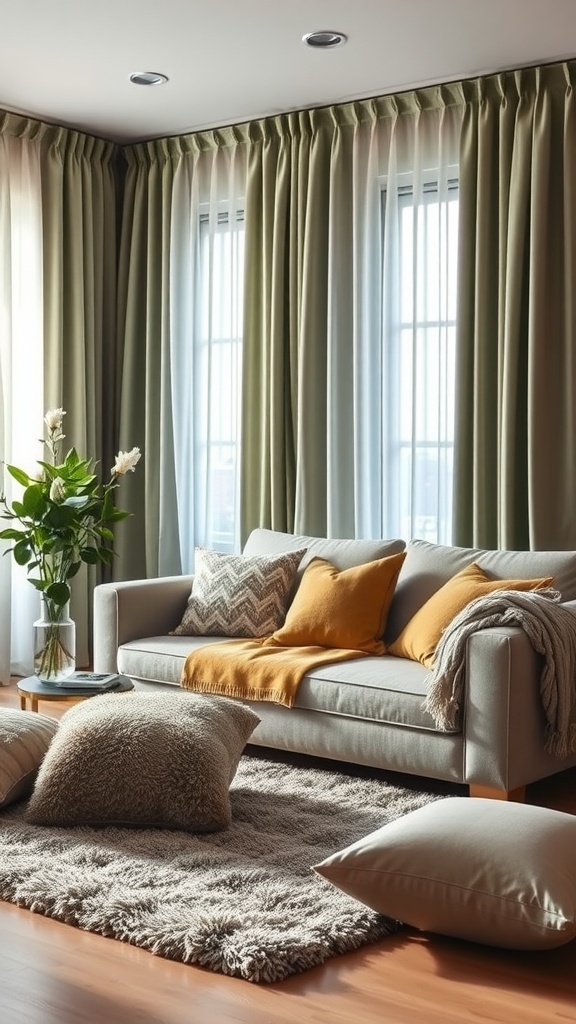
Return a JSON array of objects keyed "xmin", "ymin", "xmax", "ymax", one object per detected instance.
[
  {"xmin": 13, "ymin": 540, "xmax": 31, "ymax": 566},
  {"xmin": 98, "ymin": 526, "xmax": 114, "ymax": 541},
  {"xmin": 0, "ymin": 528, "xmax": 25, "ymax": 541},
  {"xmin": 28, "ymin": 578, "xmax": 47, "ymax": 592},
  {"xmin": 80, "ymin": 546, "xmax": 99, "ymax": 564},
  {"xmin": 6, "ymin": 464, "xmax": 32, "ymax": 488},
  {"xmin": 44, "ymin": 504, "xmax": 75, "ymax": 529},
  {"xmin": 11, "ymin": 501, "xmax": 26, "ymax": 517},
  {"xmin": 107, "ymin": 508, "xmax": 131, "ymax": 522},
  {"xmin": 22, "ymin": 484, "xmax": 46, "ymax": 518},
  {"xmin": 67, "ymin": 561, "xmax": 82, "ymax": 578},
  {"xmin": 45, "ymin": 581, "xmax": 71, "ymax": 605},
  {"xmin": 36, "ymin": 461, "xmax": 58, "ymax": 479}
]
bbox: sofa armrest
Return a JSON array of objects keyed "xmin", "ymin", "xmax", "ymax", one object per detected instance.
[
  {"xmin": 463, "ymin": 624, "xmax": 576, "ymax": 792},
  {"xmin": 93, "ymin": 576, "xmax": 194, "ymax": 673}
]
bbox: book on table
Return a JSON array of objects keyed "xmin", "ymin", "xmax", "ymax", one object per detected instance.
[{"xmin": 56, "ymin": 672, "xmax": 123, "ymax": 690}]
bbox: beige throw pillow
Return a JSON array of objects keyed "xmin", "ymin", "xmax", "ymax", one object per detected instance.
[
  {"xmin": 171, "ymin": 547, "xmax": 306, "ymax": 637},
  {"xmin": 0, "ymin": 709, "xmax": 59, "ymax": 809},
  {"xmin": 314, "ymin": 798, "xmax": 576, "ymax": 951},
  {"xmin": 0, "ymin": 708, "xmax": 58, "ymax": 811}
]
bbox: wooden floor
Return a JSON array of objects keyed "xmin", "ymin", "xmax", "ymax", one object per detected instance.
[{"xmin": 1, "ymin": 682, "xmax": 575, "ymax": 1024}]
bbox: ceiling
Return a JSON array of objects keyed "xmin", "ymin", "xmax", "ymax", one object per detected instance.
[{"xmin": 2, "ymin": 0, "xmax": 576, "ymax": 145}]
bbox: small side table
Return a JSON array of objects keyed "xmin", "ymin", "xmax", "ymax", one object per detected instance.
[{"xmin": 17, "ymin": 675, "xmax": 134, "ymax": 712}]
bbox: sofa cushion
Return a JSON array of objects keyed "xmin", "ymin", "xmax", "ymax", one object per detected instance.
[
  {"xmin": 171, "ymin": 547, "xmax": 305, "ymax": 638},
  {"xmin": 0, "ymin": 709, "xmax": 59, "ymax": 809},
  {"xmin": 270, "ymin": 552, "xmax": 406, "ymax": 653},
  {"xmin": 117, "ymin": 636, "xmax": 452, "ymax": 732},
  {"xmin": 386, "ymin": 538, "xmax": 576, "ymax": 643},
  {"xmin": 314, "ymin": 798, "xmax": 576, "ymax": 951},
  {"xmin": 25, "ymin": 691, "xmax": 260, "ymax": 831},
  {"xmin": 388, "ymin": 561, "xmax": 553, "ymax": 667},
  {"xmin": 243, "ymin": 528, "xmax": 405, "ymax": 583}
]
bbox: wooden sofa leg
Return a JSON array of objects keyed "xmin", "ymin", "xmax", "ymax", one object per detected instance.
[{"xmin": 468, "ymin": 784, "xmax": 526, "ymax": 802}]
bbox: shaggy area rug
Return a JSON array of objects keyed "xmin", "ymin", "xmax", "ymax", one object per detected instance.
[{"xmin": 0, "ymin": 752, "xmax": 448, "ymax": 983}]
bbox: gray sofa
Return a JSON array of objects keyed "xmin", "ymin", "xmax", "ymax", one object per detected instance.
[{"xmin": 93, "ymin": 529, "xmax": 576, "ymax": 799}]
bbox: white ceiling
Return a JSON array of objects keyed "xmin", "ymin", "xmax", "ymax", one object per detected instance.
[{"xmin": 2, "ymin": 0, "xmax": 576, "ymax": 145}]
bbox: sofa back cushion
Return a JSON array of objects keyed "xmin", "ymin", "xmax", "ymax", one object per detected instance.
[
  {"xmin": 387, "ymin": 561, "xmax": 553, "ymax": 667},
  {"xmin": 386, "ymin": 538, "xmax": 576, "ymax": 643},
  {"xmin": 243, "ymin": 528, "xmax": 405, "ymax": 579}
]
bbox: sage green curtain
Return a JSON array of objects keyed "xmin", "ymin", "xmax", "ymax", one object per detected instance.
[
  {"xmin": 42, "ymin": 126, "xmax": 119, "ymax": 664},
  {"xmin": 240, "ymin": 89, "xmax": 463, "ymax": 545},
  {"xmin": 240, "ymin": 115, "xmax": 306, "ymax": 540},
  {"xmin": 241, "ymin": 107, "xmax": 370, "ymax": 542},
  {"xmin": 115, "ymin": 139, "xmax": 180, "ymax": 581},
  {"xmin": 454, "ymin": 61, "xmax": 576, "ymax": 550},
  {"xmin": 0, "ymin": 111, "xmax": 119, "ymax": 668}
]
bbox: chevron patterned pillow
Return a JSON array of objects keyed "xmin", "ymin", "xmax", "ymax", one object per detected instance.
[{"xmin": 171, "ymin": 547, "xmax": 306, "ymax": 637}]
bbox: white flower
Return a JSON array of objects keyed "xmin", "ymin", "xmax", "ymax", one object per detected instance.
[
  {"xmin": 44, "ymin": 408, "xmax": 66, "ymax": 433},
  {"xmin": 112, "ymin": 447, "xmax": 141, "ymax": 476},
  {"xmin": 49, "ymin": 478, "xmax": 66, "ymax": 502}
]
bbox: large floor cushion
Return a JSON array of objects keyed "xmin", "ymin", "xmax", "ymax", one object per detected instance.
[
  {"xmin": 0, "ymin": 709, "xmax": 59, "ymax": 809},
  {"xmin": 25, "ymin": 691, "xmax": 260, "ymax": 832},
  {"xmin": 315, "ymin": 797, "xmax": 576, "ymax": 951}
]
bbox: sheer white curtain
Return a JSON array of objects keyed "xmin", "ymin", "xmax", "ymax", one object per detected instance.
[
  {"xmin": 379, "ymin": 103, "xmax": 462, "ymax": 543},
  {"xmin": 0, "ymin": 130, "xmax": 44, "ymax": 682},
  {"xmin": 169, "ymin": 139, "xmax": 247, "ymax": 569},
  {"xmin": 294, "ymin": 99, "xmax": 462, "ymax": 544}
]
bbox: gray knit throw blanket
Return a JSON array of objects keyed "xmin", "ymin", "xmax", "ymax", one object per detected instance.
[{"xmin": 423, "ymin": 587, "xmax": 576, "ymax": 758}]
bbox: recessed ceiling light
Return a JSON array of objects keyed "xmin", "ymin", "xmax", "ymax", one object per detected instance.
[
  {"xmin": 130, "ymin": 71, "xmax": 169, "ymax": 86},
  {"xmin": 302, "ymin": 30, "xmax": 347, "ymax": 49}
]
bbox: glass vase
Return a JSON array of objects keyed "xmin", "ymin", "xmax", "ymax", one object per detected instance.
[{"xmin": 33, "ymin": 599, "xmax": 76, "ymax": 684}]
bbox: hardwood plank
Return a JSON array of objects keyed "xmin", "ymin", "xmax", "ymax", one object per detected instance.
[{"xmin": 1, "ymin": 680, "xmax": 575, "ymax": 1024}]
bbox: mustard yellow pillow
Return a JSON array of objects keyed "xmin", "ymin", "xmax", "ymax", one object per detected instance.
[
  {"xmin": 388, "ymin": 562, "xmax": 553, "ymax": 667},
  {"xmin": 269, "ymin": 551, "xmax": 406, "ymax": 654}
]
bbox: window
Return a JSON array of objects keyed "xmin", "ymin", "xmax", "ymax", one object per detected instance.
[
  {"xmin": 194, "ymin": 208, "xmax": 245, "ymax": 553},
  {"xmin": 0, "ymin": 134, "xmax": 44, "ymax": 679},
  {"xmin": 381, "ymin": 173, "xmax": 459, "ymax": 544}
]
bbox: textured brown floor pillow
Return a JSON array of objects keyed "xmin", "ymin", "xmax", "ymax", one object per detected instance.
[{"xmin": 25, "ymin": 690, "xmax": 260, "ymax": 831}]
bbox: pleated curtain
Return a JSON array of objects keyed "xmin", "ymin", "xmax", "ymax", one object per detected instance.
[
  {"xmin": 5, "ymin": 57, "xmax": 576, "ymax": 683},
  {"xmin": 453, "ymin": 62, "xmax": 576, "ymax": 550},
  {"xmin": 117, "ymin": 131, "xmax": 247, "ymax": 579},
  {"xmin": 240, "ymin": 92, "xmax": 463, "ymax": 544},
  {"xmin": 0, "ymin": 110, "xmax": 118, "ymax": 680}
]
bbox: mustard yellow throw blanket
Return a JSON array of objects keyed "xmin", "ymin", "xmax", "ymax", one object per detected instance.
[{"xmin": 180, "ymin": 640, "xmax": 366, "ymax": 708}]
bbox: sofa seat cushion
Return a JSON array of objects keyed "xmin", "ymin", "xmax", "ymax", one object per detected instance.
[
  {"xmin": 295, "ymin": 657, "xmax": 447, "ymax": 731},
  {"xmin": 117, "ymin": 637, "xmax": 451, "ymax": 733}
]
